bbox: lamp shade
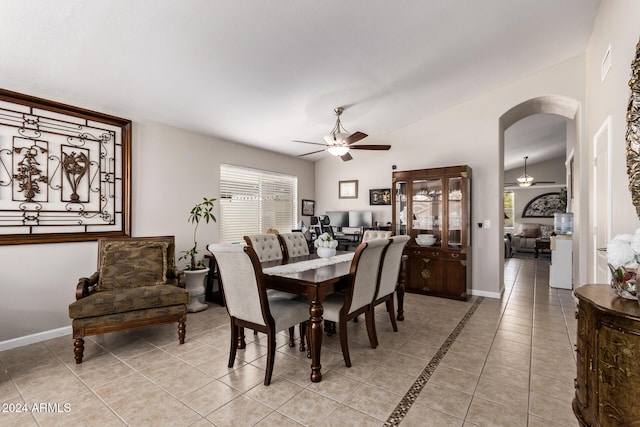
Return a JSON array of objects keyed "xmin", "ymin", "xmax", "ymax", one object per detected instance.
[
  {"xmin": 324, "ymin": 132, "xmax": 350, "ymax": 145},
  {"xmin": 327, "ymin": 145, "xmax": 350, "ymax": 156}
]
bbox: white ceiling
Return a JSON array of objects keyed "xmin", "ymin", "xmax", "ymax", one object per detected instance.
[{"xmin": 0, "ymin": 0, "xmax": 600, "ymax": 164}]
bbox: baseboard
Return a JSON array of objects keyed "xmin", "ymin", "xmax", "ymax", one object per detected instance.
[
  {"xmin": 471, "ymin": 288, "xmax": 503, "ymax": 299},
  {"xmin": 0, "ymin": 326, "xmax": 71, "ymax": 352}
]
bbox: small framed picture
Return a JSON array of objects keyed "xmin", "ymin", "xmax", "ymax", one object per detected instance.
[
  {"xmin": 301, "ymin": 199, "xmax": 315, "ymax": 216},
  {"xmin": 369, "ymin": 188, "xmax": 391, "ymax": 205},
  {"xmin": 339, "ymin": 180, "xmax": 358, "ymax": 199}
]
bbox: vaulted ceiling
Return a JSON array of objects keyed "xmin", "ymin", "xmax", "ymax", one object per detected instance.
[{"xmin": 1, "ymin": 0, "xmax": 600, "ymax": 165}]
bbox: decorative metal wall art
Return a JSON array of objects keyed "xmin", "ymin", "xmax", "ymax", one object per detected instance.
[
  {"xmin": 522, "ymin": 192, "xmax": 563, "ymax": 218},
  {"xmin": 0, "ymin": 89, "xmax": 131, "ymax": 244},
  {"xmin": 627, "ymin": 38, "xmax": 640, "ymax": 218}
]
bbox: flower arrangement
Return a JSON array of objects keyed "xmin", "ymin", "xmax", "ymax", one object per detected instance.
[
  {"xmin": 606, "ymin": 229, "xmax": 640, "ymax": 298},
  {"xmin": 314, "ymin": 232, "xmax": 338, "ymax": 250}
]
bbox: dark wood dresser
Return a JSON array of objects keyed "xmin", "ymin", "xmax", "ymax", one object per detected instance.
[{"xmin": 573, "ymin": 284, "xmax": 640, "ymax": 426}]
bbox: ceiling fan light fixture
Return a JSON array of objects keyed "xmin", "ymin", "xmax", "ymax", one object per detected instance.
[
  {"xmin": 324, "ymin": 131, "xmax": 349, "ymax": 145},
  {"xmin": 516, "ymin": 155, "xmax": 534, "ymax": 187},
  {"xmin": 327, "ymin": 145, "xmax": 350, "ymax": 156}
]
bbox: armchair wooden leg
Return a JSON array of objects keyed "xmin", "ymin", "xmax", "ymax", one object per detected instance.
[
  {"xmin": 74, "ymin": 338, "xmax": 84, "ymax": 364},
  {"xmin": 178, "ymin": 319, "xmax": 186, "ymax": 344}
]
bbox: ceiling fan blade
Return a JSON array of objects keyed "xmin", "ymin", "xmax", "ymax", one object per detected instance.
[
  {"xmin": 350, "ymin": 144, "xmax": 391, "ymax": 150},
  {"xmin": 298, "ymin": 149, "xmax": 327, "ymax": 157},
  {"xmin": 344, "ymin": 131, "xmax": 368, "ymax": 145},
  {"xmin": 341, "ymin": 152, "xmax": 353, "ymax": 161},
  {"xmin": 293, "ymin": 140, "xmax": 327, "ymax": 147}
]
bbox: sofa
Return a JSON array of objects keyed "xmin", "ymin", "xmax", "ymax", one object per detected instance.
[{"xmin": 509, "ymin": 223, "xmax": 553, "ymax": 256}]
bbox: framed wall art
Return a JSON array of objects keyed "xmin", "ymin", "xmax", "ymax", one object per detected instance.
[
  {"xmin": 0, "ymin": 89, "xmax": 132, "ymax": 245},
  {"xmin": 522, "ymin": 192, "xmax": 563, "ymax": 218},
  {"xmin": 339, "ymin": 180, "xmax": 358, "ymax": 199},
  {"xmin": 369, "ymin": 188, "xmax": 391, "ymax": 205},
  {"xmin": 301, "ymin": 199, "xmax": 315, "ymax": 216}
]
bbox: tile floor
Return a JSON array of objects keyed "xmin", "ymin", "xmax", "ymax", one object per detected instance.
[{"xmin": 0, "ymin": 256, "xmax": 579, "ymax": 426}]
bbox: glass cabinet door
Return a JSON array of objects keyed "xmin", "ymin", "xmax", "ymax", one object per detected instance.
[
  {"xmin": 394, "ymin": 180, "xmax": 407, "ymax": 235},
  {"xmin": 412, "ymin": 178, "xmax": 443, "ymax": 246},
  {"xmin": 447, "ymin": 176, "xmax": 463, "ymax": 248}
]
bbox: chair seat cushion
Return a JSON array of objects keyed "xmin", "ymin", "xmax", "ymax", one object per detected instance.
[
  {"xmin": 72, "ymin": 305, "xmax": 187, "ymax": 330},
  {"xmin": 268, "ymin": 298, "xmax": 310, "ymax": 331},
  {"xmin": 69, "ymin": 284, "xmax": 189, "ymax": 319}
]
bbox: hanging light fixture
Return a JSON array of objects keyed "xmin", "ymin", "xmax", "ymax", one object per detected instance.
[
  {"xmin": 324, "ymin": 107, "xmax": 351, "ymax": 156},
  {"xmin": 517, "ymin": 156, "xmax": 534, "ymax": 187}
]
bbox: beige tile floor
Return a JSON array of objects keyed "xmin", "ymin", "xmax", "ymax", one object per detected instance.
[{"xmin": 0, "ymin": 256, "xmax": 578, "ymax": 426}]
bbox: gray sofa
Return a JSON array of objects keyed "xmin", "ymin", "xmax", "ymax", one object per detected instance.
[{"xmin": 509, "ymin": 223, "xmax": 553, "ymax": 256}]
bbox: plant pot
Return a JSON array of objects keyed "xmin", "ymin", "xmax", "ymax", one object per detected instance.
[
  {"xmin": 316, "ymin": 247, "xmax": 336, "ymax": 258},
  {"xmin": 184, "ymin": 268, "xmax": 210, "ymax": 312}
]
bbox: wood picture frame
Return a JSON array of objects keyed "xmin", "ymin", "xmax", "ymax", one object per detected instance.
[
  {"xmin": 0, "ymin": 88, "xmax": 132, "ymax": 245},
  {"xmin": 369, "ymin": 188, "xmax": 391, "ymax": 205},
  {"xmin": 301, "ymin": 199, "xmax": 315, "ymax": 216},
  {"xmin": 339, "ymin": 180, "xmax": 358, "ymax": 199}
]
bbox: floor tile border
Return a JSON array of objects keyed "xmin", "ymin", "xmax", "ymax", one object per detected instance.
[{"xmin": 383, "ymin": 296, "xmax": 485, "ymax": 426}]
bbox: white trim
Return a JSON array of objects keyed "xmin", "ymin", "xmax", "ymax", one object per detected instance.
[
  {"xmin": 601, "ymin": 44, "xmax": 612, "ymax": 81},
  {"xmin": 471, "ymin": 289, "xmax": 503, "ymax": 299},
  {"xmin": 0, "ymin": 326, "xmax": 71, "ymax": 352},
  {"xmin": 592, "ymin": 116, "xmax": 612, "ymax": 283}
]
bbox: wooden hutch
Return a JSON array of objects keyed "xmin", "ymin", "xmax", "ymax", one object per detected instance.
[{"xmin": 392, "ymin": 165, "xmax": 471, "ymax": 300}]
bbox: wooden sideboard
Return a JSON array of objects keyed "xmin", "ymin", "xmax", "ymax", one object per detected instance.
[{"xmin": 573, "ymin": 284, "xmax": 640, "ymax": 426}]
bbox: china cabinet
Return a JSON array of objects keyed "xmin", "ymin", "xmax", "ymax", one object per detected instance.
[
  {"xmin": 573, "ymin": 284, "xmax": 640, "ymax": 426},
  {"xmin": 392, "ymin": 165, "xmax": 471, "ymax": 300}
]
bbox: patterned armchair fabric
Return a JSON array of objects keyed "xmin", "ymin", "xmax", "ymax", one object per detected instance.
[{"xmin": 68, "ymin": 236, "xmax": 188, "ymax": 364}]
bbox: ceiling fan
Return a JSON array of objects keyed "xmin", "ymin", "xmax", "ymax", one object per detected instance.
[
  {"xmin": 505, "ymin": 156, "xmax": 556, "ymax": 187},
  {"xmin": 294, "ymin": 107, "xmax": 391, "ymax": 161}
]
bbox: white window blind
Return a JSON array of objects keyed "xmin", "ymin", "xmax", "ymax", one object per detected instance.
[{"xmin": 220, "ymin": 164, "xmax": 298, "ymax": 243}]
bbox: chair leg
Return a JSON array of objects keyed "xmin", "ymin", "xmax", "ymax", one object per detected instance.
[
  {"xmin": 178, "ymin": 319, "xmax": 186, "ymax": 344},
  {"xmin": 365, "ymin": 308, "xmax": 378, "ymax": 349},
  {"xmin": 265, "ymin": 332, "xmax": 276, "ymax": 386},
  {"xmin": 228, "ymin": 323, "xmax": 239, "ymax": 368},
  {"xmin": 288, "ymin": 326, "xmax": 295, "ymax": 347},
  {"xmin": 299, "ymin": 323, "xmax": 306, "ymax": 352},
  {"xmin": 74, "ymin": 338, "xmax": 84, "ymax": 364},
  {"xmin": 386, "ymin": 298, "xmax": 398, "ymax": 332},
  {"xmin": 338, "ymin": 319, "xmax": 352, "ymax": 367}
]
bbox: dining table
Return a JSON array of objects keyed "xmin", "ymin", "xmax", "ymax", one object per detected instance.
[{"xmin": 261, "ymin": 251, "xmax": 407, "ymax": 383}]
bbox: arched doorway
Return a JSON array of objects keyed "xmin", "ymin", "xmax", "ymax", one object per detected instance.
[{"xmin": 499, "ymin": 96, "xmax": 582, "ymax": 291}]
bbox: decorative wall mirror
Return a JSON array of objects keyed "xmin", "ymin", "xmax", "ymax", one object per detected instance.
[{"xmin": 627, "ymin": 38, "xmax": 640, "ymax": 218}]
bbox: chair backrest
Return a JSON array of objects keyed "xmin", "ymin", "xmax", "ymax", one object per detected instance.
[
  {"xmin": 95, "ymin": 236, "xmax": 177, "ymax": 291},
  {"xmin": 362, "ymin": 230, "xmax": 392, "ymax": 241},
  {"xmin": 279, "ymin": 232, "xmax": 310, "ymax": 258},
  {"xmin": 344, "ymin": 238, "xmax": 390, "ymax": 315},
  {"xmin": 207, "ymin": 244, "xmax": 269, "ymax": 326},
  {"xmin": 376, "ymin": 235, "xmax": 410, "ymax": 300},
  {"xmin": 243, "ymin": 234, "xmax": 284, "ymax": 262}
]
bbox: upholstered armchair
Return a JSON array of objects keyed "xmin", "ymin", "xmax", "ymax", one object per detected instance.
[
  {"xmin": 362, "ymin": 229, "xmax": 392, "ymax": 241},
  {"xmin": 68, "ymin": 236, "xmax": 189, "ymax": 364}
]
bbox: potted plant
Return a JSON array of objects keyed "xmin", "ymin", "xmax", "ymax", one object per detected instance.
[{"xmin": 179, "ymin": 197, "xmax": 216, "ymax": 312}]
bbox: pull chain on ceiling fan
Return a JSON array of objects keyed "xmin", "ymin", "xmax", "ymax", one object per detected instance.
[{"xmin": 293, "ymin": 107, "xmax": 390, "ymax": 161}]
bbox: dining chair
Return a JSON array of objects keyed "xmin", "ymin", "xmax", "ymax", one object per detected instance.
[
  {"xmin": 278, "ymin": 231, "xmax": 310, "ymax": 258},
  {"xmin": 207, "ymin": 244, "xmax": 311, "ymax": 386},
  {"xmin": 242, "ymin": 234, "xmax": 299, "ymax": 344},
  {"xmin": 371, "ymin": 235, "xmax": 410, "ymax": 339},
  {"xmin": 321, "ymin": 238, "xmax": 390, "ymax": 367},
  {"xmin": 362, "ymin": 229, "xmax": 392, "ymax": 241}
]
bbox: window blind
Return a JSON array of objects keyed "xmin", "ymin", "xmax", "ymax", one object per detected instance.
[{"xmin": 220, "ymin": 164, "xmax": 298, "ymax": 243}]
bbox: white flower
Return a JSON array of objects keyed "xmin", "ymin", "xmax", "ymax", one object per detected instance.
[{"xmin": 607, "ymin": 229, "xmax": 640, "ymax": 268}]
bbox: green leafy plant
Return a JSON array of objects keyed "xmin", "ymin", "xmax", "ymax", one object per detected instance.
[
  {"xmin": 559, "ymin": 187, "xmax": 567, "ymax": 212},
  {"xmin": 179, "ymin": 197, "xmax": 217, "ymax": 270}
]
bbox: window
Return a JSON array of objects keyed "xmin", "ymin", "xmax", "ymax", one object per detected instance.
[
  {"xmin": 504, "ymin": 190, "xmax": 514, "ymax": 228},
  {"xmin": 220, "ymin": 164, "xmax": 298, "ymax": 243}
]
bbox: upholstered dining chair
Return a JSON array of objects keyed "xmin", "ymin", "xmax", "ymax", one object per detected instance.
[
  {"xmin": 68, "ymin": 236, "xmax": 189, "ymax": 364},
  {"xmin": 321, "ymin": 238, "xmax": 390, "ymax": 367},
  {"xmin": 278, "ymin": 231, "xmax": 310, "ymax": 259},
  {"xmin": 243, "ymin": 233, "xmax": 298, "ymax": 343},
  {"xmin": 371, "ymin": 235, "xmax": 410, "ymax": 339},
  {"xmin": 207, "ymin": 243, "xmax": 310, "ymax": 385},
  {"xmin": 361, "ymin": 229, "xmax": 392, "ymax": 241}
]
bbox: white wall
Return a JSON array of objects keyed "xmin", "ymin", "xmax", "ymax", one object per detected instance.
[
  {"xmin": 0, "ymin": 121, "xmax": 315, "ymax": 344},
  {"xmin": 316, "ymin": 55, "xmax": 586, "ymax": 298},
  {"xmin": 584, "ymin": 0, "xmax": 640, "ymax": 284}
]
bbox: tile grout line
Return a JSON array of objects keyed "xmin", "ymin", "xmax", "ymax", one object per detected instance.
[{"xmin": 383, "ymin": 296, "xmax": 484, "ymax": 426}]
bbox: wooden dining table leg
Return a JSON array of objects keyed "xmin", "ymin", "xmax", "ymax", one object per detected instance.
[{"xmin": 309, "ymin": 300, "xmax": 324, "ymax": 382}]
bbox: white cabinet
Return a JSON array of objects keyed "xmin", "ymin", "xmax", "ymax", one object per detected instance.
[{"xmin": 549, "ymin": 236, "xmax": 572, "ymax": 289}]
